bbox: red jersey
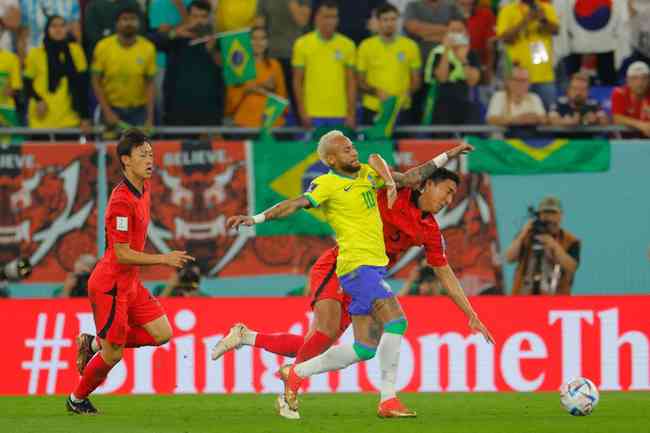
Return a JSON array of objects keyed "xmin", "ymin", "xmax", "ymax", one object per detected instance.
[
  {"xmin": 611, "ymin": 85, "xmax": 650, "ymax": 121},
  {"xmin": 97, "ymin": 177, "xmax": 151, "ymax": 278},
  {"xmin": 377, "ymin": 187, "xmax": 448, "ymax": 267}
]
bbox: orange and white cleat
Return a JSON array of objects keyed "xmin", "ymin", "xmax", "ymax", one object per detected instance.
[
  {"xmin": 277, "ymin": 364, "xmax": 303, "ymax": 412},
  {"xmin": 377, "ymin": 397, "xmax": 417, "ymax": 418}
]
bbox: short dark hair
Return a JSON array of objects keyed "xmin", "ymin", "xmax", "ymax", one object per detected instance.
[
  {"xmin": 115, "ymin": 5, "xmax": 140, "ymax": 21},
  {"xmin": 376, "ymin": 3, "xmax": 399, "ymax": 17},
  {"xmin": 316, "ymin": 0, "xmax": 339, "ymax": 13},
  {"xmin": 187, "ymin": 0, "xmax": 210, "ymax": 13},
  {"xmin": 117, "ymin": 128, "xmax": 150, "ymax": 169},
  {"xmin": 427, "ymin": 167, "xmax": 460, "ymax": 186}
]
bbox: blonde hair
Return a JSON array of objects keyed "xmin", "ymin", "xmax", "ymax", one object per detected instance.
[{"xmin": 317, "ymin": 130, "xmax": 345, "ymax": 166}]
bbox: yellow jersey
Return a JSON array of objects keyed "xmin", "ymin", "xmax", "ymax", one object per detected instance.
[
  {"xmin": 92, "ymin": 35, "xmax": 156, "ymax": 108},
  {"xmin": 215, "ymin": 0, "xmax": 257, "ymax": 32},
  {"xmin": 292, "ymin": 31, "xmax": 356, "ymax": 118},
  {"xmin": 496, "ymin": 1, "xmax": 558, "ymax": 83},
  {"xmin": 304, "ymin": 163, "xmax": 388, "ymax": 276},
  {"xmin": 357, "ymin": 35, "xmax": 421, "ymax": 111},
  {"xmin": 0, "ymin": 50, "xmax": 21, "ymax": 111},
  {"xmin": 24, "ymin": 43, "xmax": 87, "ymax": 128}
]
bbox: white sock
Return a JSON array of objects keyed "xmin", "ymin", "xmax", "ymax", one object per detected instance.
[
  {"xmin": 378, "ymin": 332, "xmax": 402, "ymax": 402},
  {"xmin": 70, "ymin": 393, "xmax": 83, "ymax": 403},
  {"xmin": 242, "ymin": 331, "xmax": 257, "ymax": 346},
  {"xmin": 294, "ymin": 344, "xmax": 360, "ymax": 378}
]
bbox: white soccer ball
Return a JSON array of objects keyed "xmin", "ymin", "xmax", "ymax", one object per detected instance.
[{"xmin": 560, "ymin": 377, "xmax": 600, "ymax": 416}]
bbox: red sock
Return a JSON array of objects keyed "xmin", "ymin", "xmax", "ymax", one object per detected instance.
[
  {"xmin": 125, "ymin": 327, "xmax": 157, "ymax": 348},
  {"xmin": 295, "ymin": 331, "xmax": 333, "ymax": 363},
  {"xmin": 254, "ymin": 333, "xmax": 304, "ymax": 357},
  {"xmin": 73, "ymin": 353, "xmax": 113, "ymax": 399}
]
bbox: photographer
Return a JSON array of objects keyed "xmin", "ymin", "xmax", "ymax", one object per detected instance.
[
  {"xmin": 60, "ymin": 254, "xmax": 97, "ymax": 298},
  {"xmin": 549, "ymin": 73, "xmax": 609, "ymax": 131},
  {"xmin": 505, "ymin": 196, "xmax": 580, "ymax": 295},
  {"xmin": 157, "ymin": 263, "xmax": 206, "ymax": 297}
]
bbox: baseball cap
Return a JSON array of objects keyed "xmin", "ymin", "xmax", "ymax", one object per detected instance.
[
  {"xmin": 538, "ymin": 196, "xmax": 562, "ymax": 213},
  {"xmin": 627, "ymin": 61, "xmax": 650, "ymax": 78}
]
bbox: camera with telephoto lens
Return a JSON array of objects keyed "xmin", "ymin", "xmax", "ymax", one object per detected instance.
[
  {"xmin": 173, "ymin": 263, "xmax": 201, "ymax": 295},
  {"xmin": 0, "ymin": 258, "xmax": 33, "ymax": 298},
  {"xmin": 0, "ymin": 258, "xmax": 32, "ymax": 282},
  {"xmin": 528, "ymin": 206, "xmax": 550, "ymax": 249}
]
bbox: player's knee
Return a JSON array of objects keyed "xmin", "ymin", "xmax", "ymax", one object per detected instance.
[
  {"xmin": 353, "ymin": 342, "xmax": 377, "ymax": 360},
  {"xmin": 384, "ymin": 317, "xmax": 408, "ymax": 336}
]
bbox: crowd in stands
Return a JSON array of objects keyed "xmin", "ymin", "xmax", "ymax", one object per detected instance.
[{"xmin": 0, "ymin": 0, "xmax": 649, "ymax": 137}]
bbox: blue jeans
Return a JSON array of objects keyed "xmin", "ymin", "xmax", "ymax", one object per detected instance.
[
  {"xmin": 312, "ymin": 117, "xmax": 345, "ymax": 128},
  {"xmin": 529, "ymin": 83, "xmax": 556, "ymax": 110}
]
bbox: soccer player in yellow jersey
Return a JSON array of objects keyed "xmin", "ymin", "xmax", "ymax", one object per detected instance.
[{"xmin": 228, "ymin": 131, "xmax": 472, "ymax": 418}]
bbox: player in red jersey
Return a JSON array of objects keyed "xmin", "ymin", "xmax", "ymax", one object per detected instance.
[
  {"xmin": 66, "ymin": 129, "xmax": 194, "ymax": 414},
  {"xmin": 212, "ymin": 167, "xmax": 493, "ymax": 418}
]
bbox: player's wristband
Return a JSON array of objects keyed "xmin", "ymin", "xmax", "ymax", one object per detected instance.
[
  {"xmin": 252, "ymin": 213, "xmax": 266, "ymax": 224},
  {"xmin": 433, "ymin": 153, "xmax": 449, "ymax": 167}
]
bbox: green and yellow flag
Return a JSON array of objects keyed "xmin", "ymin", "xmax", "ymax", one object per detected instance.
[
  {"xmin": 363, "ymin": 95, "xmax": 404, "ymax": 139},
  {"xmin": 467, "ymin": 136, "xmax": 610, "ymax": 175},
  {"xmin": 219, "ymin": 30, "xmax": 256, "ymax": 85},
  {"xmin": 260, "ymin": 93, "xmax": 288, "ymax": 139}
]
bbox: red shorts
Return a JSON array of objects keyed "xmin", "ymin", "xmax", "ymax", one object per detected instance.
[
  {"xmin": 88, "ymin": 266, "xmax": 166, "ymax": 346},
  {"xmin": 309, "ymin": 247, "xmax": 352, "ymax": 333}
]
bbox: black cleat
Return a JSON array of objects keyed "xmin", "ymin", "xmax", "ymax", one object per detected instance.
[{"xmin": 66, "ymin": 396, "xmax": 98, "ymax": 414}]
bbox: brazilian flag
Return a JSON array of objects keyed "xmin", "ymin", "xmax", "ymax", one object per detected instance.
[
  {"xmin": 219, "ymin": 29, "xmax": 256, "ymax": 85},
  {"xmin": 252, "ymin": 138, "xmax": 395, "ymax": 236},
  {"xmin": 260, "ymin": 93, "xmax": 288, "ymax": 139},
  {"xmin": 467, "ymin": 136, "xmax": 610, "ymax": 175},
  {"xmin": 363, "ymin": 95, "xmax": 404, "ymax": 139}
]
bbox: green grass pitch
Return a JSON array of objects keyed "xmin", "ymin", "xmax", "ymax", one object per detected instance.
[{"xmin": 1, "ymin": 392, "xmax": 649, "ymax": 433}]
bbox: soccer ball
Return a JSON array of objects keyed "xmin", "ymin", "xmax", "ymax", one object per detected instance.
[{"xmin": 560, "ymin": 377, "xmax": 599, "ymax": 416}]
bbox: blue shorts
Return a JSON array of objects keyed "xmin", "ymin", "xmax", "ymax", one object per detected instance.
[{"xmin": 339, "ymin": 266, "xmax": 394, "ymax": 316}]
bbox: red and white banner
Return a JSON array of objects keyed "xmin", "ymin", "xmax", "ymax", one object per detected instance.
[{"xmin": 1, "ymin": 296, "xmax": 648, "ymax": 395}]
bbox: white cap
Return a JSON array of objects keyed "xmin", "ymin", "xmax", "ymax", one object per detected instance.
[{"xmin": 627, "ymin": 61, "xmax": 650, "ymax": 78}]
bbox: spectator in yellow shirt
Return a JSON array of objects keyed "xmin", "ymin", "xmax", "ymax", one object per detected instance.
[
  {"xmin": 226, "ymin": 26, "xmax": 287, "ymax": 127},
  {"xmin": 292, "ymin": 1, "xmax": 356, "ymax": 129},
  {"xmin": 497, "ymin": 0, "xmax": 559, "ymax": 109},
  {"xmin": 91, "ymin": 6, "xmax": 156, "ymax": 129},
  {"xmin": 0, "ymin": 40, "xmax": 21, "ymax": 129},
  {"xmin": 24, "ymin": 15, "xmax": 90, "ymax": 131},
  {"xmin": 357, "ymin": 3, "xmax": 421, "ymax": 125}
]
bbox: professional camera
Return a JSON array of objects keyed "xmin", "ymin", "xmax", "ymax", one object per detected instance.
[
  {"xmin": 0, "ymin": 258, "xmax": 32, "ymax": 282},
  {"xmin": 69, "ymin": 272, "xmax": 91, "ymax": 298},
  {"xmin": 169, "ymin": 263, "xmax": 202, "ymax": 296},
  {"xmin": 0, "ymin": 258, "xmax": 33, "ymax": 298},
  {"xmin": 528, "ymin": 206, "xmax": 550, "ymax": 237}
]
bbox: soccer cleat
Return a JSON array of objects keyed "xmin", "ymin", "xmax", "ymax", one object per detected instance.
[
  {"xmin": 76, "ymin": 334, "xmax": 96, "ymax": 375},
  {"xmin": 210, "ymin": 323, "xmax": 248, "ymax": 360},
  {"xmin": 277, "ymin": 364, "xmax": 302, "ymax": 412},
  {"xmin": 377, "ymin": 397, "xmax": 417, "ymax": 418},
  {"xmin": 275, "ymin": 394, "xmax": 300, "ymax": 420},
  {"xmin": 66, "ymin": 396, "xmax": 98, "ymax": 414}
]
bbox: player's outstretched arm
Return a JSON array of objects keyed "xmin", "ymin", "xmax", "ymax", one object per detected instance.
[
  {"xmin": 114, "ymin": 243, "xmax": 195, "ymax": 268},
  {"xmin": 433, "ymin": 264, "xmax": 495, "ymax": 344},
  {"xmin": 391, "ymin": 142, "xmax": 474, "ymax": 188},
  {"xmin": 368, "ymin": 153, "xmax": 397, "ymax": 208},
  {"xmin": 227, "ymin": 196, "xmax": 312, "ymax": 230}
]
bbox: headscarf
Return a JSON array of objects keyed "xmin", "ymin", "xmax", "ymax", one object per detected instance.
[{"xmin": 43, "ymin": 15, "xmax": 77, "ymax": 93}]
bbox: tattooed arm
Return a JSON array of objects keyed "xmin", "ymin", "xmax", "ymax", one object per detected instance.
[{"xmin": 392, "ymin": 142, "xmax": 474, "ymax": 188}]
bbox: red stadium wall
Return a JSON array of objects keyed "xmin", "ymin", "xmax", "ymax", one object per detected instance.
[{"xmin": 1, "ymin": 296, "xmax": 648, "ymax": 395}]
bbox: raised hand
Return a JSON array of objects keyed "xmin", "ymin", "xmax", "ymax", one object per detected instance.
[
  {"xmin": 164, "ymin": 250, "xmax": 195, "ymax": 268},
  {"xmin": 469, "ymin": 315, "xmax": 495, "ymax": 344},
  {"xmin": 446, "ymin": 142, "xmax": 474, "ymax": 159}
]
